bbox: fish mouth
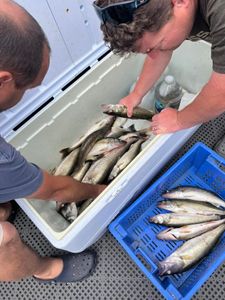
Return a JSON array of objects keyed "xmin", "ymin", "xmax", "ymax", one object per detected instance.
[
  {"xmin": 158, "ymin": 263, "xmax": 168, "ymax": 276},
  {"xmin": 157, "ymin": 202, "xmax": 166, "ymax": 209},
  {"xmin": 158, "ymin": 259, "xmax": 185, "ymax": 276},
  {"xmin": 157, "ymin": 228, "xmax": 177, "ymax": 240},
  {"xmin": 101, "ymin": 104, "xmax": 110, "ymax": 112}
]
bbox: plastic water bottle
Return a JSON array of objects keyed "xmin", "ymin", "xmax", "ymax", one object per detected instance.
[{"xmin": 154, "ymin": 75, "xmax": 183, "ymax": 113}]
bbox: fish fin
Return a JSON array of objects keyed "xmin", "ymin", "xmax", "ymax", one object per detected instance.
[
  {"xmin": 127, "ymin": 124, "xmax": 136, "ymax": 132},
  {"xmin": 59, "ymin": 148, "xmax": 71, "ymax": 158},
  {"xmin": 86, "ymin": 154, "xmax": 104, "ymax": 162}
]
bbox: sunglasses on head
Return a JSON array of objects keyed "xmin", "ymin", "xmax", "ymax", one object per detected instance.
[{"xmin": 93, "ymin": 0, "xmax": 150, "ymax": 25}]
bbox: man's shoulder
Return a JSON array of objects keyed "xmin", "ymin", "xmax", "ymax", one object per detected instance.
[{"xmin": 189, "ymin": 0, "xmax": 225, "ymax": 43}]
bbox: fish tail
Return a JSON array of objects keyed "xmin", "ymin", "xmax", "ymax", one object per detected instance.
[
  {"xmin": 101, "ymin": 104, "xmax": 109, "ymax": 112},
  {"xmin": 127, "ymin": 124, "xmax": 136, "ymax": 132},
  {"xmin": 59, "ymin": 148, "xmax": 71, "ymax": 158}
]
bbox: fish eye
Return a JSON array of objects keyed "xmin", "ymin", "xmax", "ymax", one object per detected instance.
[{"xmin": 145, "ymin": 48, "xmax": 152, "ymax": 54}]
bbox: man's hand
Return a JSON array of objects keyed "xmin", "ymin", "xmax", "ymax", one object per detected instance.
[
  {"xmin": 119, "ymin": 92, "xmax": 142, "ymax": 117},
  {"xmin": 151, "ymin": 108, "xmax": 184, "ymax": 134}
]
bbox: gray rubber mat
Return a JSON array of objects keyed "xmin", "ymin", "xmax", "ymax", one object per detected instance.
[{"xmin": 1, "ymin": 113, "xmax": 225, "ymax": 300}]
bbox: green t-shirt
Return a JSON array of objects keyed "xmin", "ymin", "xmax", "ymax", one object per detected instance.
[{"xmin": 188, "ymin": 0, "xmax": 225, "ymax": 73}]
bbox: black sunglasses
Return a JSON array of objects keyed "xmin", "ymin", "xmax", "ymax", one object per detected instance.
[{"xmin": 93, "ymin": 0, "xmax": 150, "ymax": 25}]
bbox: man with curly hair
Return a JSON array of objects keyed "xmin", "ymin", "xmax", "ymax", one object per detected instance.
[{"xmin": 93, "ymin": 0, "xmax": 225, "ymax": 134}]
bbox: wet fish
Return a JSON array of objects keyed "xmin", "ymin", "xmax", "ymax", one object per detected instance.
[
  {"xmin": 60, "ymin": 116, "xmax": 115, "ymax": 157},
  {"xmin": 158, "ymin": 200, "xmax": 225, "ymax": 215},
  {"xmin": 74, "ymin": 119, "xmax": 115, "ymax": 170},
  {"xmin": 137, "ymin": 127, "xmax": 154, "ymax": 138},
  {"xmin": 163, "ymin": 186, "xmax": 225, "ymax": 209},
  {"xmin": 60, "ymin": 202, "xmax": 78, "ymax": 223},
  {"xmin": 119, "ymin": 132, "xmax": 141, "ymax": 142},
  {"xmin": 54, "ymin": 147, "xmax": 80, "ymax": 176},
  {"xmin": 158, "ymin": 224, "xmax": 225, "ymax": 275},
  {"xmin": 150, "ymin": 213, "xmax": 221, "ymax": 227},
  {"xmin": 112, "ymin": 117, "xmax": 127, "ymax": 128},
  {"xmin": 101, "ymin": 104, "xmax": 154, "ymax": 120},
  {"xmin": 82, "ymin": 139, "xmax": 136, "ymax": 184},
  {"xmin": 157, "ymin": 219, "xmax": 225, "ymax": 240},
  {"xmin": 108, "ymin": 138, "xmax": 146, "ymax": 181},
  {"xmin": 106, "ymin": 124, "xmax": 136, "ymax": 139},
  {"xmin": 78, "ymin": 198, "xmax": 94, "ymax": 215},
  {"xmin": 72, "ymin": 161, "xmax": 91, "ymax": 182},
  {"xmin": 85, "ymin": 138, "xmax": 126, "ymax": 162}
]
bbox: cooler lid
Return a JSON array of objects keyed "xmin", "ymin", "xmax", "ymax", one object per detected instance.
[{"xmin": 0, "ymin": 0, "xmax": 108, "ymax": 139}]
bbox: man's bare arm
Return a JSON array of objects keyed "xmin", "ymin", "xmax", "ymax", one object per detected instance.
[
  {"xmin": 134, "ymin": 50, "xmax": 173, "ymax": 98},
  {"xmin": 120, "ymin": 50, "xmax": 173, "ymax": 116},
  {"xmin": 27, "ymin": 170, "xmax": 105, "ymax": 203}
]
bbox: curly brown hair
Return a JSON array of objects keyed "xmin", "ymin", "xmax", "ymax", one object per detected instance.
[{"xmin": 96, "ymin": 0, "xmax": 173, "ymax": 55}]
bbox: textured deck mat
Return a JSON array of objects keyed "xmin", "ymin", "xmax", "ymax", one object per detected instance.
[{"xmin": 1, "ymin": 113, "xmax": 225, "ymax": 300}]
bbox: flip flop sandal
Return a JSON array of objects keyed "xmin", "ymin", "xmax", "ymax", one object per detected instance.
[{"xmin": 33, "ymin": 249, "xmax": 97, "ymax": 284}]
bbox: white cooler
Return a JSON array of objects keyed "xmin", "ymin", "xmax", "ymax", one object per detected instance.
[{"xmin": 1, "ymin": 2, "xmax": 212, "ymax": 252}]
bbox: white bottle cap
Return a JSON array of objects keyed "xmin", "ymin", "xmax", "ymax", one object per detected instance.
[{"xmin": 164, "ymin": 75, "xmax": 175, "ymax": 84}]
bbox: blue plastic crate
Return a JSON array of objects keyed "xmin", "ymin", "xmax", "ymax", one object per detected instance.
[{"xmin": 109, "ymin": 142, "xmax": 225, "ymax": 300}]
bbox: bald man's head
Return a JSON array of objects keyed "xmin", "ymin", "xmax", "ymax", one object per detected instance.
[{"xmin": 0, "ymin": 0, "xmax": 50, "ymax": 88}]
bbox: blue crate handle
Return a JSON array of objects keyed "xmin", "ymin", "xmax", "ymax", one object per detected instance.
[{"xmin": 208, "ymin": 155, "xmax": 225, "ymax": 172}]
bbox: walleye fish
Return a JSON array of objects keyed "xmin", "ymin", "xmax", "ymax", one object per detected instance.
[
  {"xmin": 60, "ymin": 202, "xmax": 78, "ymax": 223},
  {"xmin": 75, "ymin": 119, "xmax": 115, "ymax": 170},
  {"xmin": 85, "ymin": 138, "xmax": 126, "ymax": 162},
  {"xmin": 82, "ymin": 139, "xmax": 136, "ymax": 184},
  {"xmin": 150, "ymin": 213, "xmax": 221, "ymax": 227},
  {"xmin": 158, "ymin": 224, "xmax": 225, "ymax": 275},
  {"xmin": 101, "ymin": 104, "xmax": 154, "ymax": 120},
  {"xmin": 163, "ymin": 186, "xmax": 225, "ymax": 209},
  {"xmin": 157, "ymin": 219, "xmax": 225, "ymax": 240},
  {"xmin": 54, "ymin": 147, "xmax": 80, "ymax": 176},
  {"xmin": 60, "ymin": 116, "xmax": 115, "ymax": 157},
  {"xmin": 108, "ymin": 138, "xmax": 146, "ymax": 181},
  {"xmin": 119, "ymin": 132, "xmax": 141, "ymax": 142},
  {"xmin": 158, "ymin": 200, "xmax": 225, "ymax": 215},
  {"xmin": 72, "ymin": 161, "xmax": 91, "ymax": 182},
  {"xmin": 106, "ymin": 124, "xmax": 136, "ymax": 139}
]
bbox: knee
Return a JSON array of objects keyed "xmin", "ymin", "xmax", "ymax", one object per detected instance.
[{"xmin": 0, "ymin": 222, "xmax": 19, "ymax": 246}]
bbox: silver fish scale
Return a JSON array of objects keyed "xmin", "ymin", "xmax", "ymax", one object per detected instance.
[
  {"xmin": 159, "ymin": 224, "xmax": 225, "ymax": 275},
  {"xmin": 82, "ymin": 143, "xmax": 129, "ymax": 184},
  {"xmin": 109, "ymin": 139, "xmax": 144, "ymax": 180},
  {"xmin": 5, "ymin": 108, "xmax": 225, "ymax": 300}
]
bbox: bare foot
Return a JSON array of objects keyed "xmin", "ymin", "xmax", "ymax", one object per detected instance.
[{"xmin": 33, "ymin": 257, "xmax": 63, "ymax": 280}]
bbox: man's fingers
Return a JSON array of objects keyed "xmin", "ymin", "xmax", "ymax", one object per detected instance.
[{"xmin": 127, "ymin": 107, "xmax": 133, "ymax": 117}]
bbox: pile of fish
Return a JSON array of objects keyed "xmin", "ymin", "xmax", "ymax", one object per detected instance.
[
  {"xmin": 54, "ymin": 105, "xmax": 155, "ymax": 223},
  {"xmin": 149, "ymin": 186, "xmax": 225, "ymax": 276}
]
